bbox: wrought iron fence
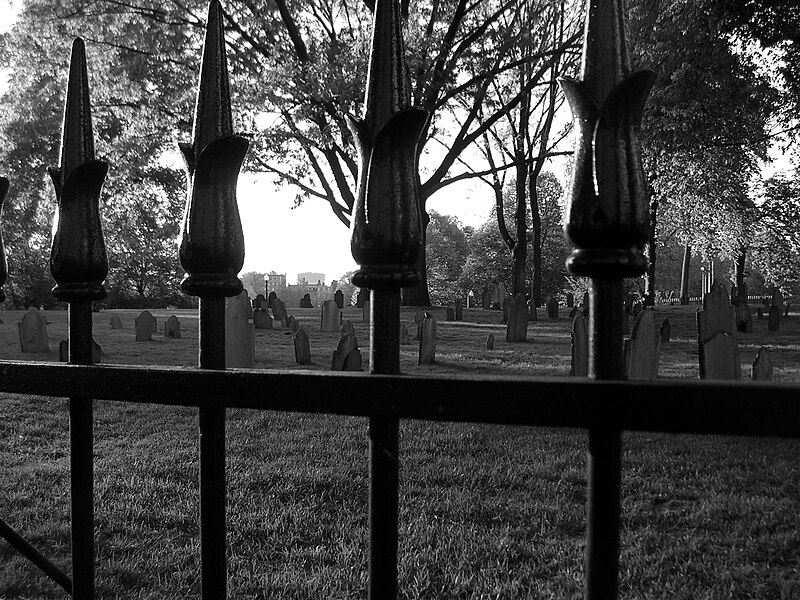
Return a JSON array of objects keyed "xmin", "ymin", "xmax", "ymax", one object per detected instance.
[{"xmin": 0, "ymin": 0, "xmax": 798, "ymax": 599}]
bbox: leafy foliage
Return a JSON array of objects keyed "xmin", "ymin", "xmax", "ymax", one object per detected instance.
[{"xmin": 425, "ymin": 211, "xmax": 470, "ymax": 304}]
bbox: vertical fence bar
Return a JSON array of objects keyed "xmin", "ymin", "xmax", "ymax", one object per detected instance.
[
  {"xmin": 178, "ymin": 2, "xmax": 248, "ymax": 597},
  {"xmin": 49, "ymin": 37, "xmax": 110, "ymax": 599},
  {"xmin": 346, "ymin": 0, "xmax": 429, "ymax": 597},
  {"xmin": 559, "ymin": 0, "xmax": 655, "ymax": 597}
]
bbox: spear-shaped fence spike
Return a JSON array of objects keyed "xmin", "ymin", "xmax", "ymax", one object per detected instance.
[
  {"xmin": 178, "ymin": 0, "xmax": 247, "ymax": 297},
  {"xmin": 0, "ymin": 177, "xmax": 8, "ymax": 303},
  {"xmin": 49, "ymin": 37, "xmax": 108, "ymax": 302}
]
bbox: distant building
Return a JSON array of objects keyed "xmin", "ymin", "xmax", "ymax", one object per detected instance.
[
  {"xmin": 297, "ymin": 272, "xmax": 325, "ymax": 286},
  {"xmin": 265, "ymin": 271, "xmax": 287, "ymax": 295},
  {"xmin": 262, "ymin": 270, "xmax": 337, "ymax": 308}
]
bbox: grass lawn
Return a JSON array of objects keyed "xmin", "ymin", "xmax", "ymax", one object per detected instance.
[{"xmin": 0, "ymin": 303, "xmax": 798, "ymax": 598}]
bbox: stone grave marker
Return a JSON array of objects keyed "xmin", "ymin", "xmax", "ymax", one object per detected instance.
[
  {"xmin": 767, "ymin": 305, "xmax": 780, "ymax": 332},
  {"xmin": 300, "ymin": 293, "xmax": 313, "ymax": 308},
  {"xmin": 343, "ymin": 349, "xmax": 363, "ymax": 371},
  {"xmin": 660, "ymin": 318, "xmax": 670, "ymax": 343},
  {"xmin": 294, "ymin": 327, "xmax": 312, "ymax": 365},
  {"xmin": 253, "ymin": 309, "xmax": 272, "ymax": 329},
  {"xmin": 446, "ymin": 307, "xmax": 455, "ymax": 321},
  {"xmin": 253, "ymin": 293, "xmax": 266, "ymax": 309},
  {"xmin": 485, "ymin": 333, "xmax": 495, "ymax": 350},
  {"xmin": 225, "ymin": 290, "xmax": 255, "ymax": 368},
  {"xmin": 18, "ymin": 308, "xmax": 49, "ymax": 353},
  {"xmin": 418, "ymin": 313, "xmax": 437, "ymax": 365},
  {"xmin": 109, "ymin": 314, "xmax": 123, "ymax": 329},
  {"xmin": 414, "ymin": 307, "xmax": 426, "ymax": 340},
  {"xmin": 570, "ymin": 316, "xmax": 588, "ymax": 377},
  {"xmin": 341, "ymin": 320, "xmax": 356, "ymax": 339},
  {"xmin": 735, "ymin": 302, "xmax": 752, "ymax": 333},
  {"xmin": 547, "ymin": 297, "xmax": 559, "ymax": 319},
  {"xmin": 506, "ymin": 293, "xmax": 527, "ymax": 342},
  {"xmin": 321, "ymin": 299, "xmax": 341, "ymax": 332},
  {"xmin": 272, "ymin": 297, "xmax": 289, "ymax": 328},
  {"xmin": 454, "ymin": 298, "xmax": 463, "ymax": 321},
  {"xmin": 751, "ymin": 347, "xmax": 773, "ymax": 381},
  {"xmin": 287, "ymin": 315, "xmax": 300, "ymax": 333},
  {"xmin": 164, "ymin": 315, "xmax": 181, "ymax": 338},
  {"xmin": 566, "ymin": 292, "xmax": 574, "ymax": 308},
  {"xmin": 362, "ymin": 300, "xmax": 370, "ymax": 323},
  {"xmin": 268, "ymin": 291, "xmax": 277, "ymax": 309},
  {"xmin": 134, "ymin": 310, "xmax": 156, "ymax": 342},
  {"xmin": 331, "ymin": 332, "xmax": 361, "ymax": 371},
  {"xmin": 624, "ymin": 310, "xmax": 661, "ymax": 381},
  {"xmin": 697, "ymin": 283, "xmax": 740, "ymax": 379},
  {"xmin": 399, "ymin": 323, "xmax": 410, "ymax": 345},
  {"xmin": 334, "ymin": 290, "xmax": 344, "ymax": 309}
]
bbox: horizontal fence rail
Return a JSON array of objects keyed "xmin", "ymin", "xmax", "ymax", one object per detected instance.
[{"xmin": 1, "ymin": 361, "xmax": 799, "ymax": 438}]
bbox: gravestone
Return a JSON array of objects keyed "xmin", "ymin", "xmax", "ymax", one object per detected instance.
[
  {"xmin": 331, "ymin": 332, "xmax": 361, "ymax": 371},
  {"xmin": 300, "ymin": 293, "xmax": 313, "ymax": 308},
  {"xmin": 491, "ymin": 282, "xmax": 507, "ymax": 309},
  {"xmin": 340, "ymin": 320, "xmax": 356, "ymax": 339},
  {"xmin": 751, "ymin": 347, "xmax": 773, "ymax": 381},
  {"xmin": 446, "ymin": 307, "xmax": 455, "ymax": 322},
  {"xmin": 334, "ymin": 290, "xmax": 344, "ymax": 309},
  {"xmin": 696, "ymin": 283, "xmax": 740, "ymax": 379},
  {"xmin": 399, "ymin": 323, "xmax": 410, "ymax": 345},
  {"xmin": 268, "ymin": 291, "xmax": 277, "ymax": 309},
  {"xmin": 660, "ymin": 318, "xmax": 671, "ymax": 343},
  {"xmin": 735, "ymin": 302, "xmax": 752, "ymax": 334},
  {"xmin": 414, "ymin": 307, "xmax": 426, "ymax": 341},
  {"xmin": 482, "ymin": 288, "xmax": 492, "ymax": 310},
  {"xmin": 164, "ymin": 315, "xmax": 181, "ymax": 338},
  {"xmin": 134, "ymin": 310, "xmax": 156, "ymax": 342},
  {"xmin": 294, "ymin": 327, "xmax": 312, "ymax": 365},
  {"xmin": 254, "ymin": 293, "xmax": 266, "ymax": 310},
  {"xmin": 485, "ymin": 333, "xmax": 495, "ymax": 350},
  {"xmin": 320, "ymin": 299, "xmax": 341, "ymax": 332},
  {"xmin": 59, "ymin": 339, "xmax": 102, "ymax": 363},
  {"xmin": 566, "ymin": 292, "xmax": 574, "ymax": 308},
  {"xmin": 547, "ymin": 297, "xmax": 559, "ymax": 319},
  {"xmin": 362, "ymin": 300, "xmax": 370, "ymax": 323},
  {"xmin": 287, "ymin": 315, "xmax": 300, "ymax": 333},
  {"xmin": 570, "ymin": 316, "xmax": 588, "ymax": 377},
  {"xmin": 506, "ymin": 293, "xmax": 527, "ymax": 342},
  {"xmin": 18, "ymin": 308, "xmax": 49, "ymax": 353},
  {"xmin": 109, "ymin": 315, "xmax": 123, "ymax": 329},
  {"xmin": 501, "ymin": 295, "xmax": 511, "ymax": 324},
  {"xmin": 624, "ymin": 310, "xmax": 661, "ymax": 381},
  {"xmin": 225, "ymin": 291, "xmax": 255, "ymax": 368},
  {"xmin": 253, "ymin": 309, "xmax": 272, "ymax": 329},
  {"xmin": 418, "ymin": 313, "xmax": 437, "ymax": 365},
  {"xmin": 768, "ymin": 305, "xmax": 780, "ymax": 332},
  {"xmin": 271, "ymin": 297, "xmax": 289, "ymax": 328},
  {"xmin": 454, "ymin": 299, "xmax": 463, "ymax": 321}
]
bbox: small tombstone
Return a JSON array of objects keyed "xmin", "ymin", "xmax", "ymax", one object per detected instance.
[
  {"xmin": 341, "ymin": 320, "xmax": 356, "ymax": 339},
  {"xmin": 331, "ymin": 332, "xmax": 360, "ymax": 371},
  {"xmin": 485, "ymin": 332, "xmax": 495, "ymax": 350},
  {"xmin": 735, "ymin": 303, "xmax": 752, "ymax": 334},
  {"xmin": 362, "ymin": 300, "xmax": 370, "ymax": 323},
  {"xmin": 164, "ymin": 315, "xmax": 181, "ymax": 338},
  {"xmin": 660, "ymin": 318, "xmax": 671, "ymax": 343},
  {"xmin": 267, "ymin": 291, "xmax": 277, "ymax": 309},
  {"xmin": 570, "ymin": 316, "xmax": 588, "ymax": 377},
  {"xmin": 482, "ymin": 288, "xmax": 493, "ymax": 310},
  {"xmin": 321, "ymin": 299, "xmax": 342, "ymax": 332},
  {"xmin": 501, "ymin": 295, "xmax": 511, "ymax": 324},
  {"xmin": 418, "ymin": 313, "xmax": 437, "ymax": 365},
  {"xmin": 757, "ymin": 306, "xmax": 764, "ymax": 319},
  {"xmin": 225, "ymin": 291, "xmax": 255, "ymax": 368},
  {"xmin": 109, "ymin": 315, "xmax": 123, "ymax": 329},
  {"xmin": 624, "ymin": 310, "xmax": 661, "ymax": 381},
  {"xmin": 751, "ymin": 347, "xmax": 773, "ymax": 381},
  {"xmin": 253, "ymin": 309, "xmax": 272, "ymax": 329},
  {"xmin": 253, "ymin": 293, "xmax": 266, "ymax": 310},
  {"xmin": 59, "ymin": 339, "xmax": 102, "ymax": 363},
  {"xmin": 300, "ymin": 293, "xmax": 313, "ymax": 308},
  {"xmin": 399, "ymin": 323, "xmax": 410, "ymax": 345},
  {"xmin": 547, "ymin": 297, "xmax": 559, "ymax": 319},
  {"xmin": 566, "ymin": 292, "xmax": 574, "ymax": 308},
  {"xmin": 271, "ymin": 297, "xmax": 289, "ymax": 328},
  {"xmin": 134, "ymin": 310, "xmax": 156, "ymax": 342},
  {"xmin": 445, "ymin": 307, "xmax": 455, "ymax": 321},
  {"xmin": 697, "ymin": 283, "xmax": 740, "ymax": 379},
  {"xmin": 18, "ymin": 308, "xmax": 49, "ymax": 353},
  {"xmin": 506, "ymin": 293, "xmax": 527, "ymax": 342},
  {"xmin": 334, "ymin": 289, "xmax": 344, "ymax": 309},
  {"xmin": 454, "ymin": 298, "xmax": 463, "ymax": 321},
  {"xmin": 356, "ymin": 288, "xmax": 368, "ymax": 308},
  {"xmin": 287, "ymin": 315, "xmax": 300, "ymax": 333},
  {"xmin": 767, "ymin": 305, "xmax": 780, "ymax": 332},
  {"xmin": 294, "ymin": 327, "xmax": 312, "ymax": 365}
]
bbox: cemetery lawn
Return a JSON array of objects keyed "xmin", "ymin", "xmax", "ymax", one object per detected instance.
[{"xmin": 0, "ymin": 305, "xmax": 798, "ymax": 598}]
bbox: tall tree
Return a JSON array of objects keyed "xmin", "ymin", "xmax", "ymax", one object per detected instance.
[{"xmin": 425, "ymin": 210, "xmax": 470, "ymax": 304}]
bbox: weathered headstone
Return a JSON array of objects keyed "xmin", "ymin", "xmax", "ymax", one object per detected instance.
[
  {"xmin": 570, "ymin": 316, "xmax": 588, "ymax": 376},
  {"xmin": 751, "ymin": 347, "xmax": 773, "ymax": 381},
  {"xmin": 164, "ymin": 315, "xmax": 181, "ymax": 338},
  {"xmin": 445, "ymin": 307, "xmax": 455, "ymax": 321},
  {"xmin": 767, "ymin": 305, "xmax": 780, "ymax": 332},
  {"xmin": 320, "ymin": 299, "xmax": 341, "ymax": 332},
  {"xmin": 340, "ymin": 320, "xmax": 356, "ymax": 339},
  {"xmin": 331, "ymin": 332, "xmax": 360, "ymax": 371},
  {"xmin": 271, "ymin": 297, "xmax": 289, "ymax": 328},
  {"xmin": 454, "ymin": 298, "xmax": 463, "ymax": 321},
  {"xmin": 624, "ymin": 310, "xmax": 661, "ymax": 381},
  {"xmin": 566, "ymin": 292, "xmax": 574, "ymax": 308},
  {"xmin": 343, "ymin": 349, "xmax": 363, "ymax": 371},
  {"xmin": 735, "ymin": 302, "xmax": 752, "ymax": 334},
  {"xmin": 418, "ymin": 313, "xmax": 437, "ymax": 365},
  {"xmin": 294, "ymin": 327, "xmax": 312, "ymax": 365},
  {"xmin": 300, "ymin": 293, "xmax": 313, "ymax": 308},
  {"xmin": 286, "ymin": 315, "xmax": 300, "ymax": 333},
  {"xmin": 659, "ymin": 318, "xmax": 671, "ymax": 343},
  {"xmin": 268, "ymin": 291, "xmax": 277, "ymax": 309},
  {"xmin": 547, "ymin": 297, "xmax": 559, "ymax": 319},
  {"xmin": 59, "ymin": 339, "xmax": 102, "ymax": 363},
  {"xmin": 253, "ymin": 309, "xmax": 272, "ymax": 330},
  {"xmin": 696, "ymin": 283, "xmax": 740, "ymax": 379},
  {"xmin": 18, "ymin": 308, "xmax": 49, "ymax": 353},
  {"xmin": 334, "ymin": 289, "xmax": 344, "ymax": 309},
  {"xmin": 362, "ymin": 300, "xmax": 370, "ymax": 323},
  {"xmin": 485, "ymin": 333, "xmax": 495, "ymax": 350},
  {"xmin": 134, "ymin": 310, "xmax": 156, "ymax": 342},
  {"xmin": 225, "ymin": 291, "xmax": 255, "ymax": 368},
  {"xmin": 253, "ymin": 293, "xmax": 266, "ymax": 310},
  {"xmin": 109, "ymin": 314, "xmax": 123, "ymax": 329},
  {"xmin": 506, "ymin": 293, "xmax": 527, "ymax": 342}
]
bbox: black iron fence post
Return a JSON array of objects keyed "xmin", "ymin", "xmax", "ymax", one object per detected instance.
[
  {"xmin": 347, "ymin": 0, "xmax": 428, "ymax": 597},
  {"xmin": 560, "ymin": 0, "xmax": 655, "ymax": 597},
  {"xmin": 178, "ymin": 2, "xmax": 248, "ymax": 597},
  {"xmin": 48, "ymin": 37, "xmax": 110, "ymax": 599}
]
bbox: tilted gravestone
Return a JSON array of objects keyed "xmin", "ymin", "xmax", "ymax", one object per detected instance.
[
  {"xmin": 735, "ymin": 302, "xmax": 752, "ymax": 333},
  {"xmin": 624, "ymin": 310, "xmax": 661, "ymax": 381},
  {"xmin": 225, "ymin": 290, "xmax": 255, "ymax": 368},
  {"xmin": 320, "ymin": 299, "xmax": 341, "ymax": 332},
  {"xmin": 109, "ymin": 314, "xmax": 123, "ymax": 329},
  {"xmin": 751, "ymin": 347, "xmax": 773, "ymax": 381},
  {"xmin": 660, "ymin": 318, "xmax": 671, "ymax": 343},
  {"xmin": 271, "ymin": 297, "xmax": 289, "ymax": 328},
  {"xmin": 253, "ymin": 293, "xmax": 266, "ymax": 310},
  {"xmin": 18, "ymin": 308, "xmax": 49, "ymax": 353},
  {"xmin": 547, "ymin": 297, "xmax": 559, "ymax": 319},
  {"xmin": 134, "ymin": 310, "xmax": 156, "ymax": 342},
  {"xmin": 399, "ymin": 323, "xmax": 410, "ymax": 345},
  {"xmin": 59, "ymin": 339, "xmax": 102, "ymax": 363},
  {"xmin": 253, "ymin": 309, "xmax": 272, "ymax": 330},
  {"xmin": 331, "ymin": 332, "xmax": 361, "ymax": 371},
  {"xmin": 164, "ymin": 314, "xmax": 181, "ymax": 338},
  {"xmin": 485, "ymin": 332, "xmax": 495, "ymax": 350},
  {"xmin": 334, "ymin": 289, "xmax": 344, "ymax": 309},
  {"xmin": 454, "ymin": 298, "xmax": 463, "ymax": 321},
  {"xmin": 767, "ymin": 305, "xmax": 780, "ymax": 332},
  {"xmin": 418, "ymin": 313, "xmax": 437, "ymax": 365},
  {"xmin": 294, "ymin": 327, "xmax": 312, "ymax": 366},
  {"xmin": 696, "ymin": 283, "xmax": 740, "ymax": 379},
  {"xmin": 506, "ymin": 293, "xmax": 527, "ymax": 342},
  {"xmin": 570, "ymin": 316, "xmax": 588, "ymax": 377}
]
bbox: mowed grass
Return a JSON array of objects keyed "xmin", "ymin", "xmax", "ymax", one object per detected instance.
[{"xmin": 0, "ymin": 304, "xmax": 799, "ymax": 598}]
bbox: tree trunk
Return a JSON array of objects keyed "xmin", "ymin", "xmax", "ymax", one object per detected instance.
[
  {"xmin": 401, "ymin": 211, "xmax": 432, "ymax": 306},
  {"xmin": 643, "ymin": 194, "xmax": 658, "ymax": 306},
  {"xmin": 511, "ymin": 153, "xmax": 527, "ymax": 297},
  {"xmin": 735, "ymin": 249, "xmax": 747, "ymax": 302},
  {"xmin": 679, "ymin": 243, "xmax": 691, "ymax": 304},
  {"xmin": 530, "ymin": 168, "xmax": 543, "ymax": 307}
]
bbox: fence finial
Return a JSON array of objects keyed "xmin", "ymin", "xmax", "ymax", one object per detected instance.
[
  {"xmin": 0, "ymin": 177, "xmax": 7, "ymax": 302},
  {"xmin": 179, "ymin": 0, "xmax": 248, "ymax": 297},
  {"xmin": 559, "ymin": 0, "xmax": 655, "ymax": 279},
  {"xmin": 347, "ymin": 0, "xmax": 428, "ymax": 289},
  {"xmin": 48, "ymin": 37, "xmax": 108, "ymax": 301}
]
